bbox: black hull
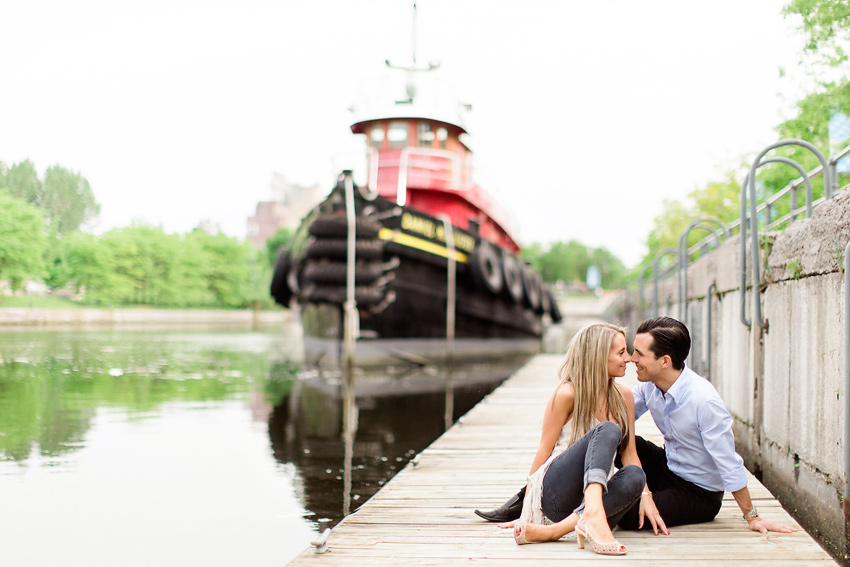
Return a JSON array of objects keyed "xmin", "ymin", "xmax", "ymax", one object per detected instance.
[{"xmin": 271, "ymin": 176, "xmax": 561, "ymax": 367}]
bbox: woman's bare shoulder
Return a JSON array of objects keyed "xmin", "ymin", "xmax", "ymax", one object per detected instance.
[
  {"xmin": 616, "ymin": 382, "xmax": 635, "ymax": 406},
  {"xmin": 552, "ymin": 381, "xmax": 576, "ymax": 406}
]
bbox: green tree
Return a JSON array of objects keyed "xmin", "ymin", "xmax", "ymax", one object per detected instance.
[
  {"xmin": 0, "ymin": 159, "xmax": 41, "ymax": 204},
  {"xmin": 784, "ymin": 0, "xmax": 850, "ymax": 67},
  {"xmin": 42, "ymin": 165, "xmax": 100, "ymax": 234},
  {"xmin": 186, "ymin": 229, "xmax": 253, "ymax": 307},
  {"xmin": 589, "ymin": 247, "xmax": 627, "ymax": 289},
  {"xmin": 0, "ymin": 191, "xmax": 47, "ymax": 292},
  {"xmin": 522, "ymin": 239, "xmax": 626, "ymax": 289},
  {"xmin": 245, "ymin": 247, "xmax": 275, "ymax": 309},
  {"xmin": 63, "ymin": 231, "xmax": 132, "ymax": 305},
  {"xmin": 43, "ymin": 233, "xmax": 72, "ymax": 291},
  {"xmin": 265, "ymin": 227, "xmax": 294, "ymax": 267},
  {"xmin": 690, "ymin": 173, "xmax": 743, "ymax": 225},
  {"xmin": 0, "ymin": 161, "xmax": 100, "ymax": 235}
]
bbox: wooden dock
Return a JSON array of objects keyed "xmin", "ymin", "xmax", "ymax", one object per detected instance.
[{"xmin": 287, "ymin": 354, "xmax": 838, "ymax": 566}]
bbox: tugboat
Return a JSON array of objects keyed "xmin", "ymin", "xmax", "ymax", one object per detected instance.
[{"xmin": 270, "ymin": 38, "xmax": 561, "ymax": 368}]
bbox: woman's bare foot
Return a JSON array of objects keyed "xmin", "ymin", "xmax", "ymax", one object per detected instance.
[
  {"xmin": 523, "ymin": 522, "xmax": 559, "ymax": 542},
  {"xmin": 512, "ymin": 515, "xmax": 578, "ymax": 542}
]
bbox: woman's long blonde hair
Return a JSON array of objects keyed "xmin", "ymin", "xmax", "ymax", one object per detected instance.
[{"xmin": 558, "ymin": 322, "xmax": 630, "ymax": 453}]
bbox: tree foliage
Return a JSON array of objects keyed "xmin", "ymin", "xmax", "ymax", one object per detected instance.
[
  {"xmin": 784, "ymin": 0, "xmax": 850, "ymax": 67},
  {"xmin": 522, "ymin": 240, "xmax": 627, "ymax": 289},
  {"xmin": 637, "ymin": 172, "xmax": 741, "ymax": 274},
  {"xmin": 0, "ymin": 191, "xmax": 47, "ymax": 292},
  {"xmin": 41, "ymin": 225, "xmax": 271, "ymax": 308},
  {"xmin": 635, "ymin": 0, "xmax": 850, "ymax": 278},
  {"xmin": 0, "ymin": 160, "xmax": 100, "ymax": 235},
  {"xmin": 42, "ymin": 166, "xmax": 100, "ymax": 234},
  {"xmin": 265, "ymin": 227, "xmax": 294, "ymax": 267}
]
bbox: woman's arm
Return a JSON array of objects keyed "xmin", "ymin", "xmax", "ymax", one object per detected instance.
[
  {"xmin": 528, "ymin": 383, "xmax": 574, "ymax": 475},
  {"xmin": 617, "ymin": 384, "xmax": 640, "ymax": 468}
]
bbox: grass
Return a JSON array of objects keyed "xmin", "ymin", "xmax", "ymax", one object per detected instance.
[{"xmin": 0, "ymin": 295, "xmax": 82, "ymax": 309}]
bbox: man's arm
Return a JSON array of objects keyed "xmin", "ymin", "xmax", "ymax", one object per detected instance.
[
  {"xmin": 731, "ymin": 486, "xmax": 797, "ymax": 534},
  {"xmin": 699, "ymin": 398, "xmax": 797, "ymax": 533}
]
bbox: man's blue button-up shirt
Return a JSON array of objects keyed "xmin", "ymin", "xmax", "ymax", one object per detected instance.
[{"xmin": 632, "ymin": 365, "xmax": 747, "ymax": 493}]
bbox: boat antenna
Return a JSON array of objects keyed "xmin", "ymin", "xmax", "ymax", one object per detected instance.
[{"xmin": 385, "ymin": 2, "xmax": 440, "ymax": 104}]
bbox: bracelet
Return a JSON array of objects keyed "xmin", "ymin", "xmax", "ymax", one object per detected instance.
[{"xmin": 641, "ymin": 491, "xmax": 652, "ymax": 496}]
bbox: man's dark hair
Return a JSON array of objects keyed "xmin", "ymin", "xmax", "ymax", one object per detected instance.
[{"xmin": 636, "ymin": 317, "xmax": 690, "ymax": 371}]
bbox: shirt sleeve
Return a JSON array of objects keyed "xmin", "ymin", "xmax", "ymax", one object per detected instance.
[
  {"xmin": 699, "ymin": 397, "xmax": 747, "ymax": 492},
  {"xmin": 632, "ymin": 383, "xmax": 648, "ymax": 421}
]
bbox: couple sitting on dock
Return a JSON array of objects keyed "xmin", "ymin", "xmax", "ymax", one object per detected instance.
[{"xmin": 473, "ymin": 317, "xmax": 796, "ymax": 555}]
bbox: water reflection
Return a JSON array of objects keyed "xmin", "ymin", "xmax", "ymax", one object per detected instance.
[
  {"xmin": 0, "ymin": 326, "xmax": 527, "ymax": 564},
  {"xmin": 268, "ymin": 358, "xmax": 528, "ymax": 529}
]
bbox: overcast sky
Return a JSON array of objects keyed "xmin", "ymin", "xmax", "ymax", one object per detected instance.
[{"xmin": 1, "ymin": 0, "xmax": 807, "ymax": 266}]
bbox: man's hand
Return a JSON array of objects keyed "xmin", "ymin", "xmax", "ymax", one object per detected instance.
[
  {"xmin": 638, "ymin": 492, "xmax": 669, "ymax": 535},
  {"xmin": 746, "ymin": 517, "xmax": 797, "ymax": 534}
]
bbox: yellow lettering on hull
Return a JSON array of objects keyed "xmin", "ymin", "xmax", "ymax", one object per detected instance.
[{"xmin": 399, "ymin": 212, "xmax": 475, "ymax": 252}]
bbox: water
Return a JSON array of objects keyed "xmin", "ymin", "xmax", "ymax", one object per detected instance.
[{"xmin": 0, "ymin": 322, "xmax": 523, "ymax": 566}]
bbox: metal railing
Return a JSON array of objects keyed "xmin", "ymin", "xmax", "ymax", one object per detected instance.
[
  {"xmin": 743, "ymin": 140, "xmax": 832, "ymax": 330},
  {"xmin": 619, "ymin": 138, "xmax": 850, "ymax": 523},
  {"xmin": 630, "ymin": 138, "xmax": 846, "ymax": 325},
  {"xmin": 620, "ymin": 139, "xmax": 850, "ymax": 390},
  {"xmin": 679, "ymin": 217, "xmax": 726, "ymax": 323}
]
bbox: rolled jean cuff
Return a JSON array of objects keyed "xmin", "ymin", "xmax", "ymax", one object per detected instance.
[{"xmin": 584, "ymin": 468, "xmax": 609, "ymax": 493}]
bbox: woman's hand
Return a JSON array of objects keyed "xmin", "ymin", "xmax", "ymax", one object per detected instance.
[{"xmin": 639, "ymin": 492, "xmax": 669, "ymax": 535}]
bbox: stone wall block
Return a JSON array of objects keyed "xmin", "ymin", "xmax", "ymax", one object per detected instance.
[{"xmin": 768, "ymin": 188, "xmax": 850, "ymax": 281}]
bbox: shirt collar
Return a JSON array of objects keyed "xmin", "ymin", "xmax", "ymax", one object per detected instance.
[{"xmin": 656, "ymin": 364, "xmax": 692, "ymax": 403}]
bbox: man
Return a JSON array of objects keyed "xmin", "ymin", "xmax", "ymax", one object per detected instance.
[
  {"xmin": 620, "ymin": 316, "xmax": 794, "ymax": 535},
  {"xmin": 476, "ymin": 316, "xmax": 796, "ymax": 535}
]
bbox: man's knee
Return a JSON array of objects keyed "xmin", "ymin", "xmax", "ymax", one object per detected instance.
[{"xmin": 619, "ymin": 465, "xmax": 646, "ymax": 496}]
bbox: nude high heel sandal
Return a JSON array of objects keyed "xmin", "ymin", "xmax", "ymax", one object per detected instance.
[{"xmin": 575, "ymin": 517, "xmax": 627, "ymax": 556}]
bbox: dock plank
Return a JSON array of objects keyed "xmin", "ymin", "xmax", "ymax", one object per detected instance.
[{"xmin": 287, "ymin": 354, "xmax": 837, "ymax": 565}]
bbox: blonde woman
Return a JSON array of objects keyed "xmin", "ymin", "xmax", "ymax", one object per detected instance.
[{"xmin": 505, "ymin": 323, "xmax": 647, "ymax": 555}]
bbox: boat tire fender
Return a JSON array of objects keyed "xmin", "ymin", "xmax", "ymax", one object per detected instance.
[
  {"xmin": 306, "ymin": 238, "xmax": 384, "ymax": 261},
  {"xmin": 308, "ymin": 216, "xmax": 381, "ymax": 239},
  {"xmin": 303, "ymin": 261, "xmax": 387, "ymax": 285},
  {"xmin": 270, "ymin": 248, "xmax": 293, "ymax": 307},
  {"xmin": 520, "ymin": 265, "xmax": 542, "ymax": 311},
  {"xmin": 539, "ymin": 283, "xmax": 551, "ymax": 315},
  {"xmin": 301, "ymin": 284, "xmax": 387, "ymax": 306},
  {"xmin": 471, "ymin": 241, "xmax": 503, "ymax": 295},
  {"xmin": 501, "ymin": 253, "xmax": 524, "ymax": 303},
  {"xmin": 546, "ymin": 288, "xmax": 563, "ymax": 322}
]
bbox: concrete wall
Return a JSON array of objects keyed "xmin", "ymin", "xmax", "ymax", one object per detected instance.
[{"xmin": 614, "ymin": 187, "xmax": 850, "ymax": 563}]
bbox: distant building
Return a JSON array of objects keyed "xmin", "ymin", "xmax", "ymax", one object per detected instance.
[{"xmin": 247, "ymin": 172, "xmax": 324, "ymax": 248}]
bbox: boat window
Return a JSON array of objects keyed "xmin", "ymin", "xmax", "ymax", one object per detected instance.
[
  {"xmin": 387, "ymin": 121, "xmax": 409, "ymax": 149},
  {"xmin": 436, "ymin": 127, "xmax": 448, "ymax": 149},
  {"xmin": 417, "ymin": 122, "xmax": 435, "ymax": 147},
  {"xmin": 370, "ymin": 126, "xmax": 385, "ymax": 147}
]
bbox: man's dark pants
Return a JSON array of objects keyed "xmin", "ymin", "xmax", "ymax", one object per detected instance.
[{"xmin": 617, "ymin": 436, "xmax": 724, "ymax": 530}]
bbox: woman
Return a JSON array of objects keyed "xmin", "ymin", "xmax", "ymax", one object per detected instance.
[{"xmin": 508, "ymin": 322, "xmax": 647, "ymax": 555}]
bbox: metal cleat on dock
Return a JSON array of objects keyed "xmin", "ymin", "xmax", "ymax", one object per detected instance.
[{"xmin": 311, "ymin": 528, "xmax": 331, "ymax": 554}]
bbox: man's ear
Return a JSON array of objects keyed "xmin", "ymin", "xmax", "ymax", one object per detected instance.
[{"xmin": 660, "ymin": 354, "xmax": 672, "ymax": 369}]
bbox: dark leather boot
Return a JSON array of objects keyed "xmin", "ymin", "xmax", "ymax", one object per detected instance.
[{"xmin": 473, "ymin": 486, "xmax": 526, "ymax": 522}]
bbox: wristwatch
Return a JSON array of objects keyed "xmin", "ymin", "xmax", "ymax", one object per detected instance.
[{"xmin": 743, "ymin": 506, "xmax": 759, "ymax": 520}]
